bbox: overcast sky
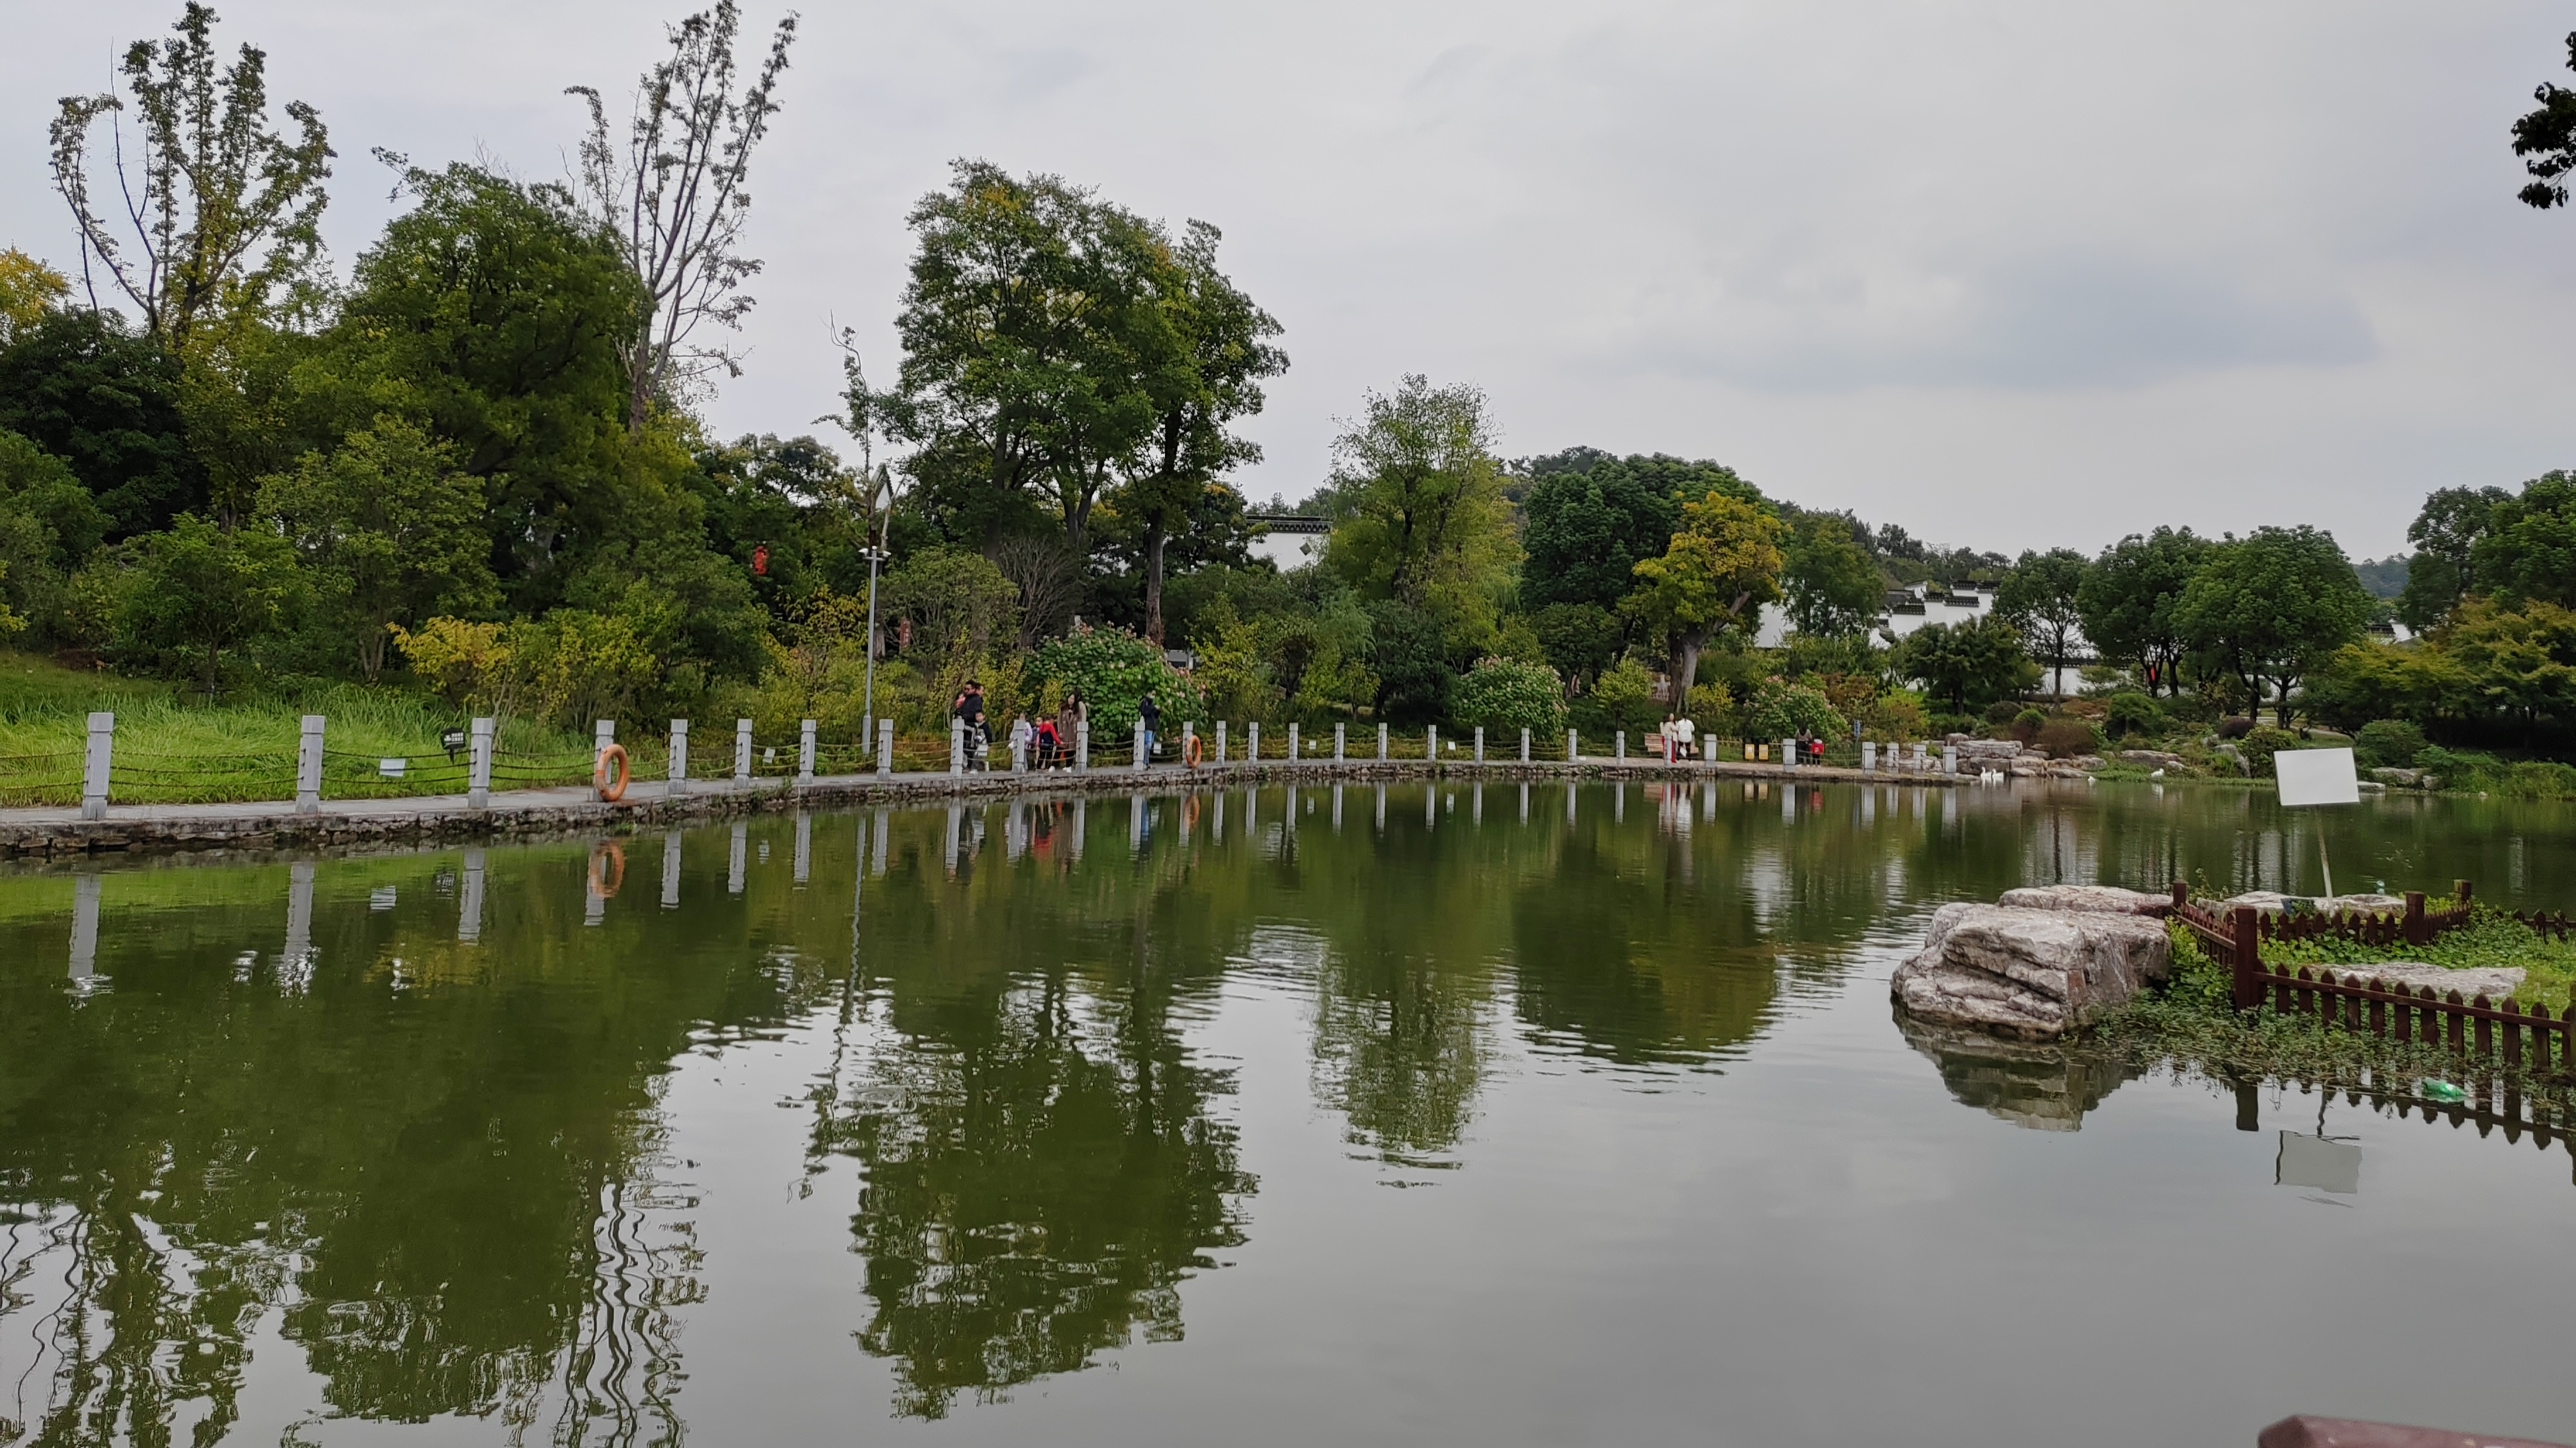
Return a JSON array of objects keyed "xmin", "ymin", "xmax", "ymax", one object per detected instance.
[{"xmin": 6, "ymin": 1, "xmax": 2572, "ymax": 560}]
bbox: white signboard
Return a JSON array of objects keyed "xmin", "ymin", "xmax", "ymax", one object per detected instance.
[{"xmin": 2274, "ymin": 746, "xmax": 2358, "ymax": 807}]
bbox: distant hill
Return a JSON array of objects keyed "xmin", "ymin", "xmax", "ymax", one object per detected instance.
[{"xmin": 2351, "ymin": 554, "xmax": 2410, "ymax": 600}]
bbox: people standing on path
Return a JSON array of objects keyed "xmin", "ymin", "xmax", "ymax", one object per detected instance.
[
  {"xmin": 955, "ymin": 680, "xmax": 988, "ymax": 770},
  {"xmin": 1057, "ymin": 690, "xmax": 1088, "ymax": 768},
  {"xmin": 1035, "ymin": 716, "xmax": 1062, "ymax": 769},
  {"xmin": 1672, "ymin": 714, "xmax": 1697, "ymax": 761},
  {"xmin": 1139, "ymin": 693, "xmax": 1161, "ymax": 762}
]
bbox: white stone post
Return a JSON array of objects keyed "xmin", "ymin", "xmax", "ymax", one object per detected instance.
[
  {"xmin": 1943, "ymin": 744, "xmax": 1958, "ymax": 777},
  {"xmin": 1521, "ymin": 727, "xmax": 1531, "ymax": 763},
  {"xmin": 81, "ymin": 712, "xmax": 113, "ymax": 821},
  {"xmin": 1248, "ymin": 722, "xmax": 1260, "ymax": 761},
  {"xmin": 799, "ymin": 719, "xmax": 818, "ymax": 785},
  {"xmin": 734, "ymin": 719, "xmax": 754, "ymax": 789},
  {"xmin": 1180, "ymin": 721, "xmax": 1194, "ymax": 770},
  {"xmin": 296, "ymin": 715, "xmax": 326, "ymax": 814},
  {"xmin": 1474, "ymin": 726, "xmax": 1485, "ymax": 763},
  {"xmin": 668, "ymin": 719, "xmax": 691, "ymax": 797},
  {"xmin": 877, "ymin": 719, "xmax": 894, "ymax": 778},
  {"xmin": 469, "ymin": 717, "xmax": 495, "ymax": 809},
  {"xmin": 1377, "ymin": 722, "xmax": 1389, "ymax": 761},
  {"xmin": 1076, "ymin": 720, "xmax": 1091, "ymax": 772},
  {"xmin": 1615, "ymin": 730, "xmax": 1627, "ymax": 762},
  {"xmin": 1288, "ymin": 724, "xmax": 1300, "ymax": 762},
  {"xmin": 1862, "ymin": 741, "xmax": 1877, "ymax": 773},
  {"xmin": 1781, "ymin": 737, "xmax": 1796, "ymax": 770},
  {"xmin": 594, "ymin": 720, "xmax": 616, "ymax": 800},
  {"xmin": 1336, "ymin": 722, "xmax": 1346, "ymax": 761},
  {"xmin": 1215, "ymin": 721, "xmax": 1228, "ymax": 763},
  {"xmin": 1427, "ymin": 725, "xmax": 1438, "ymax": 761},
  {"xmin": 1134, "ymin": 718, "xmax": 1148, "ymax": 771},
  {"xmin": 950, "ymin": 717, "xmax": 966, "ymax": 775},
  {"xmin": 1567, "ymin": 727, "xmax": 1578, "ymax": 761}
]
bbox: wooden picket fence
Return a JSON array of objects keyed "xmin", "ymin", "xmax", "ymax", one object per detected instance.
[{"xmin": 2160, "ymin": 882, "xmax": 2576, "ymax": 1081}]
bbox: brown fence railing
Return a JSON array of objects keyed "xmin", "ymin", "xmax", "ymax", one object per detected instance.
[{"xmin": 2162, "ymin": 882, "xmax": 2576, "ymax": 1080}]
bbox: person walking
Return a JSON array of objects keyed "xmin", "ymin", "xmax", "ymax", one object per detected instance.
[
  {"xmin": 1672, "ymin": 712, "xmax": 1697, "ymax": 761},
  {"xmin": 955, "ymin": 680, "xmax": 988, "ymax": 771},
  {"xmin": 1139, "ymin": 692, "xmax": 1162, "ymax": 763}
]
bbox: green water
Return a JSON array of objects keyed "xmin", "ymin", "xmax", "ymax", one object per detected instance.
[{"xmin": 3, "ymin": 779, "xmax": 2574, "ymax": 1447}]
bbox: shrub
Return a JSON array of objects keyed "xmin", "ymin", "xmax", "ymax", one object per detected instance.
[
  {"xmin": 1573, "ymin": 656, "xmax": 1663, "ymax": 739},
  {"xmin": 2217, "ymin": 716, "xmax": 2255, "ymax": 739},
  {"xmin": 2239, "ymin": 726, "xmax": 2300, "ymax": 778},
  {"xmin": 1743, "ymin": 679, "xmax": 1848, "ymax": 742},
  {"xmin": 2353, "ymin": 719, "xmax": 2426, "ymax": 770},
  {"xmin": 1984, "ymin": 699, "xmax": 2023, "ymax": 726},
  {"xmin": 1685, "ymin": 680, "xmax": 1735, "ymax": 732},
  {"xmin": 1450, "ymin": 657, "xmax": 1565, "ymax": 737},
  {"xmin": 2035, "ymin": 716, "xmax": 2102, "ymax": 758},
  {"xmin": 2010, "ymin": 707, "xmax": 2048, "ymax": 743},
  {"xmin": 2102, "ymin": 691, "xmax": 2162, "ymax": 739},
  {"xmin": 1031, "ymin": 624, "xmax": 1203, "ymax": 736},
  {"xmin": 1862, "ymin": 688, "xmax": 1928, "ymax": 743}
]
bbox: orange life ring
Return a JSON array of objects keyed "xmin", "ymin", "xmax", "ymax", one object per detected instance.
[
  {"xmin": 589, "ymin": 841, "xmax": 627, "ymax": 898},
  {"xmin": 595, "ymin": 744, "xmax": 631, "ymax": 802},
  {"xmin": 1184, "ymin": 732, "xmax": 1204, "ymax": 769}
]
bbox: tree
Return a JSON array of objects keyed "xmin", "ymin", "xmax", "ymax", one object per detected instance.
[
  {"xmin": 2075, "ymin": 526, "xmax": 2208, "ymax": 695},
  {"xmin": 0, "ymin": 431, "xmax": 113, "ymax": 633},
  {"xmin": 1321, "ymin": 375, "xmax": 1516, "ymax": 656},
  {"xmin": 1996, "ymin": 548, "xmax": 2090, "ymax": 700},
  {"xmin": 2470, "ymin": 472, "xmax": 2576, "ymax": 611},
  {"xmin": 0, "ymin": 308, "xmax": 202, "ymax": 538},
  {"xmin": 1624, "ymin": 493, "xmax": 1786, "ymax": 703},
  {"xmin": 1889, "ymin": 614, "xmax": 2027, "ymax": 714},
  {"xmin": 1783, "ymin": 516, "xmax": 1884, "ymax": 639},
  {"xmin": 111, "ymin": 513, "xmax": 304, "ymax": 694},
  {"xmin": 1449, "ymin": 657, "xmax": 1563, "ymax": 737},
  {"xmin": 332, "ymin": 163, "xmax": 644, "ymax": 604},
  {"xmin": 1119, "ymin": 221, "xmax": 1284, "ymax": 644},
  {"xmin": 2174, "ymin": 526, "xmax": 2373, "ymax": 725},
  {"xmin": 568, "ymin": 1, "xmax": 798, "ymax": 430},
  {"xmin": 891, "ymin": 162, "xmax": 1176, "ymax": 556},
  {"xmin": 257, "ymin": 418, "xmax": 498, "ymax": 682},
  {"xmin": 48, "ymin": 3, "xmax": 332, "ymax": 356},
  {"xmin": 1531, "ymin": 601, "xmax": 1619, "ymax": 691},
  {"xmin": 2514, "ymin": 31, "xmax": 2576, "ymax": 210},
  {"xmin": 1519, "ymin": 467, "xmax": 1679, "ymax": 614},
  {"xmin": 2396, "ymin": 484, "xmax": 2513, "ymax": 629},
  {"xmin": 0, "ymin": 250, "xmax": 69, "ymax": 346}
]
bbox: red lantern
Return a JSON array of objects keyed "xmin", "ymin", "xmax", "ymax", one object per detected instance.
[{"xmin": 752, "ymin": 543, "xmax": 770, "ymax": 577}]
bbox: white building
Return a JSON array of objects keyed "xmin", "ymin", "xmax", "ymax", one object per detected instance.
[{"xmin": 1246, "ymin": 515, "xmax": 1330, "ymax": 571}]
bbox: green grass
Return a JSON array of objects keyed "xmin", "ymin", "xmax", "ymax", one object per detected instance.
[
  {"xmin": 2258, "ymin": 904, "xmax": 2576, "ymax": 1013},
  {"xmin": 0, "ymin": 652, "xmax": 611, "ymax": 805}
]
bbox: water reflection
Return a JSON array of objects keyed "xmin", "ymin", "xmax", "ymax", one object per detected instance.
[{"xmin": 4, "ymin": 780, "xmax": 2575, "ymax": 1441}]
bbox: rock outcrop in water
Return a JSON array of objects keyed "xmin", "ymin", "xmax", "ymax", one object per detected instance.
[
  {"xmin": 1891, "ymin": 899, "xmax": 2172, "ymax": 1041},
  {"xmin": 1996, "ymin": 884, "xmax": 2169, "ymax": 915},
  {"xmin": 1896, "ymin": 1012, "xmax": 2140, "ymax": 1130}
]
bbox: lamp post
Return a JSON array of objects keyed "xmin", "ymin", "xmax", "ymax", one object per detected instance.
[{"xmin": 860, "ymin": 541, "xmax": 890, "ymax": 756}]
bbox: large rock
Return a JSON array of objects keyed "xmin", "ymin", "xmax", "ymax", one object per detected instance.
[
  {"xmin": 2311, "ymin": 962, "xmax": 2528, "ymax": 1001},
  {"xmin": 1892, "ymin": 903, "xmax": 2174, "ymax": 1041},
  {"xmin": 2217, "ymin": 891, "xmax": 2410, "ymax": 919},
  {"xmin": 1996, "ymin": 884, "xmax": 2170, "ymax": 915}
]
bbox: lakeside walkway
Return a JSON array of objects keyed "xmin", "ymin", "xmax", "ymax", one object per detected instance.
[{"xmin": 0, "ymin": 754, "xmax": 1964, "ymax": 859}]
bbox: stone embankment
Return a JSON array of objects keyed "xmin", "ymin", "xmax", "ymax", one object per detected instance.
[{"xmin": 0, "ymin": 753, "xmax": 1960, "ymax": 861}]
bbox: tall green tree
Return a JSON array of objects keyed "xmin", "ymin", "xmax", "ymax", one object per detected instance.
[
  {"xmin": 2513, "ymin": 30, "xmax": 2576, "ymax": 210},
  {"xmin": 0, "ymin": 309, "xmax": 202, "ymax": 537},
  {"xmin": 1996, "ymin": 547, "xmax": 2090, "ymax": 700},
  {"xmin": 48, "ymin": 2, "xmax": 333, "ymax": 356},
  {"xmin": 1321, "ymin": 374, "xmax": 1516, "ymax": 658},
  {"xmin": 889, "ymin": 161, "xmax": 1176, "ymax": 555},
  {"xmin": 2174, "ymin": 526, "xmax": 2373, "ymax": 725},
  {"xmin": 110, "ymin": 513, "xmax": 306, "ymax": 695},
  {"xmin": 1782, "ymin": 516, "xmax": 1884, "ymax": 639},
  {"xmin": 2396, "ymin": 484, "xmax": 2513, "ymax": 629},
  {"xmin": 1117, "ymin": 220, "xmax": 1284, "ymax": 644},
  {"xmin": 257, "ymin": 418, "xmax": 497, "ymax": 682},
  {"xmin": 1890, "ymin": 613, "xmax": 2028, "ymax": 714},
  {"xmin": 2470, "ymin": 472, "xmax": 2576, "ymax": 611},
  {"xmin": 2075, "ymin": 526, "xmax": 2208, "ymax": 695},
  {"xmin": 1518, "ymin": 465, "xmax": 1680, "ymax": 614},
  {"xmin": 1625, "ymin": 492, "xmax": 1786, "ymax": 702}
]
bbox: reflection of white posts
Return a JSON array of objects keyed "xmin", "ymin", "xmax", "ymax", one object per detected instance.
[
  {"xmin": 460, "ymin": 846, "xmax": 486, "ymax": 942},
  {"xmin": 1135, "ymin": 719, "xmax": 1149, "ymax": 771},
  {"xmin": 662, "ymin": 830, "xmax": 684, "ymax": 908},
  {"xmin": 950, "ymin": 718, "xmax": 966, "ymax": 775},
  {"xmin": 669, "ymin": 719, "xmax": 691, "ymax": 797},
  {"xmin": 729, "ymin": 822, "xmax": 748, "ymax": 894},
  {"xmin": 1336, "ymin": 723, "xmax": 1346, "ymax": 761},
  {"xmin": 285, "ymin": 860, "xmax": 317, "ymax": 973},
  {"xmin": 1474, "ymin": 726, "xmax": 1485, "ymax": 763},
  {"xmin": 1076, "ymin": 721, "xmax": 1091, "ymax": 773},
  {"xmin": 1131, "ymin": 795, "xmax": 1146, "ymax": 851},
  {"xmin": 69, "ymin": 873, "xmax": 101, "ymax": 980},
  {"xmin": 943, "ymin": 805, "xmax": 961, "ymax": 875},
  {"xmin": 1070, "ymin": 799, "xmax": 1086, "ymax": 860},
  {"xmin": 799, "ymin": 720, "xmax": 817, "ymax": 786},
  {"xmin": 735, "ymin": 719, "xmax": 754, "ymax": 790},
  {"xmin": 874, "ymin": 809, "xmax": 891, "ymax": 874},
  {"xmin": 877, "ymin": 720, "xmax": 894, "ymax": 777},
  {"xmin": 469, "ymin": 718, "xmax": 495, "ymax": 809},
  {"xmin": 1374, "ymin": 784, "xmax": 1386, "ymax": 831},
  {"xmin": 1521, "ymin": 727, "xmax": 1531, "ymax": 763},
  {"xmin": 1378, "ymin": 722, "xmax": 1389, "ymax": 761},
  {"xmin": 296, "ymin": 715, "xmax": 326, "ymax": 813},
  {"xmin": 1333, "ymin": 782, "xmax": 1343, "ymax": 829},
  {"xmin": 82, "ymin": 712, "xmax": 114, "ymax": 821},
  {"xmin": 795, "ymin": 810, "xmax": 813, "ymax": 884}
]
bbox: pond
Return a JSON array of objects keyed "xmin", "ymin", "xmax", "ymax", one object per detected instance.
[{"xmin": 4, "ymin": 779, "xmax": 2574, "ymax": 1447}]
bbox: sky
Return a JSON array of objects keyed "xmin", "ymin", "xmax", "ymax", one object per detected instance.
[{"xmin": 4, "ymin": 0, "xmax": 2573, "ymax": 561}]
